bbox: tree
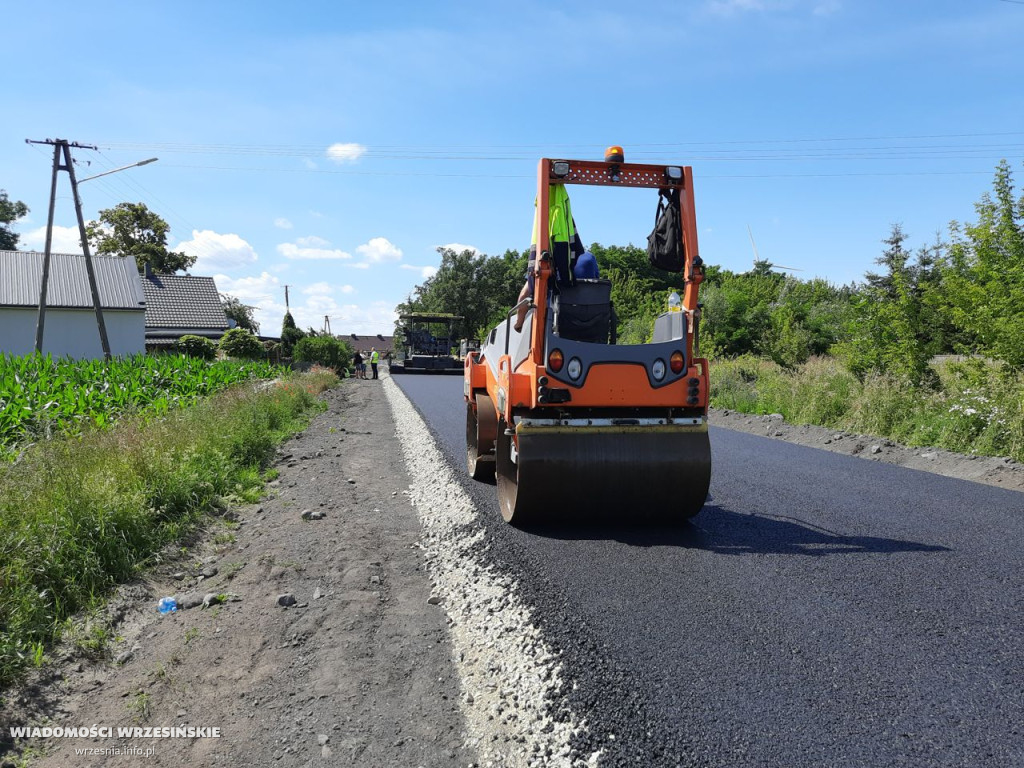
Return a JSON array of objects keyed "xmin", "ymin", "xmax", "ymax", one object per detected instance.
[
  {"xmin": 941, "ymin": 161, "xmax": 1024, "ymax": 368},
  {"xmin": 0, "ymin": 190, "xmax": 29, "ymax": 251},
  {"xmin": 221, "ymin": 294, "xmax": 260, "ymax": 334},
  {"xmin": 280, "ymin": 311, "xmax": 306, "ymax": 353},
  {"xmin": 836, "ymin": 225, "xmax": 940, "ymax": 384},
  {"xmin": 396, "ymin": 247, "xmax": 526, "ymax": 341},
  {"xmin": 86, "ymin": 202, "xmax": 195, "ymax": 274}
]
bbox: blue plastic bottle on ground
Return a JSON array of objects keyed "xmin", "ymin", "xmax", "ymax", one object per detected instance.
[{"xmin": 158, "ymin": 597, "xmax": 177, "ymax": 614}]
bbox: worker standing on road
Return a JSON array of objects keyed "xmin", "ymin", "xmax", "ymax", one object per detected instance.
[
  {"xmin": 370, "ymin": 347, "xmax": 379, "ymax": 379},
  {"xmin": 353, "ymin": 349, "xmax": 365, "ymax": 379}
]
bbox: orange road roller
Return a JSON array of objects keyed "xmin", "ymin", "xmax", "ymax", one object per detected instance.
[{"xmin": 464, "ymin": 153, "xmax": 711, "ymax": 525}]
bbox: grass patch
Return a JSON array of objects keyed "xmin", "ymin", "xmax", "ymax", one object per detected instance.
[
  {"xmin": 0, "ymin": 369, "xmax": 338, "ymax": 687},
  {"xmin": 126, "ymin": 691, "xmax": 152, "ymax": 722},
  {"xmin": 711, "ymin": 355, "xmax": 1023, "ymax": 461}
]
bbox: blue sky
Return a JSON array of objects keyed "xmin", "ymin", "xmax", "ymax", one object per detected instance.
[{"xmin": 4, "ymin": 0, "xmax": 1022, "ymax": 335}]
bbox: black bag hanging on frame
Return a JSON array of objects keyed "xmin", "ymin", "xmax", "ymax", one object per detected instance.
[{"xmin": 646, "ymin": 188, "xmax": 686, "ymax": 272}]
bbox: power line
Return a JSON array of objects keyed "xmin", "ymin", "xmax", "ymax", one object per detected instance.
[
  {"xmin": 95, "ymin": 130, "xmax": 1024, "ymax": 154},
  {"xmin": 153, "ymin": 163, "xmax": 1009, "ymax": 181}
]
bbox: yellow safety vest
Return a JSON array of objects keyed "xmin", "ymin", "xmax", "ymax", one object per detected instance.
[{"xmin": 531, "ymin": 185, "xmax": 577, "ymax": 253}]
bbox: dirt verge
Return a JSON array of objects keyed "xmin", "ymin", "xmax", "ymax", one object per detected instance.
[{"xmin": 1, "ymin": 380, "xmax": 475, "ymax": 768}]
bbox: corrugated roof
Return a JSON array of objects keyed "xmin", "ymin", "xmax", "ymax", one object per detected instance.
[
  {"xmin": 0, "ymin": 250, "xmax": 146, "ymax": 310},
  {"xmin": 341, "ymin": 333, "xmax": 394, "ymax": 353},
  {"xmin": 142, "ymin": 274, "xmax": 230, "ymax": 331}
]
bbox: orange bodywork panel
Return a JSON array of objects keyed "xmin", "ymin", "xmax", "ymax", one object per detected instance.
[{"xmin": 467, "ymin": 155, "xmax": 708, "ymax": 420}]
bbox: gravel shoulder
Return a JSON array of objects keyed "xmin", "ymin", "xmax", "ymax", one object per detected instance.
[{"xmin": 1, "ymin": 379, "xmax": 475, "ymax": 768}]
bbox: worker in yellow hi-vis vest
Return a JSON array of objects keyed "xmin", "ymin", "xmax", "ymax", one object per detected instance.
[
  {"xmin": 514, "ymin": 185, "xmax": 584, "ymax": 333},
  {"xmin": 369, "ymin": 347, "xmax": 380, "ymax": 379}
]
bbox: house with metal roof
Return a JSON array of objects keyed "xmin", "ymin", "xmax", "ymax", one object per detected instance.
[
  {"xmin": 344, "ymin": 332, "xmax": 394, "ymax": 357},
  {"xmin": 0, "ymin": 250, "xmax": 146, "ymax": 359},
  {"xmin": 141, "ymin": 267, "xmax": 230, "ymax": 350}
]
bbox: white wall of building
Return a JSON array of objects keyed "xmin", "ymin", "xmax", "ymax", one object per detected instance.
[{"xmin": 0, "ymin": 308, "xmax": 145, "ymax": 359}]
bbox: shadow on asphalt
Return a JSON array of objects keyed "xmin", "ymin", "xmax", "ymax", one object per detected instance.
[{"xmin": 525, "ymin": 504, "xmax": 951, "ymax": 557}]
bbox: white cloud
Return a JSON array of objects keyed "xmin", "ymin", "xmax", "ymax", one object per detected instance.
[
  {"xmin": 176, "ymin": 230, "xmax": 258, "ymax": 274},
  {"xmin": 304, "ymin": 282, "xmax": 332, "ymax": 295},
  {"xmin": 304, "ymin": 281, "xmax": 352, "ymax": 296},
  {"xmin": 438, "ymin": 242, "xmax": 480, "ymax": 255},
  {"xmin": 401, "ymin": 264, "xmax": 438, "ymax": 279},
  {"xmin": 345, "ymin": 262, "xmax": 370, "ymax": 269},
  {"xmin": 326, "ymin": 142, "xmax": 367, "ymax": 164},
  {"xmin": 274, "ymin": 217, "xmax": 293, "ymax": 229},
  {"xmin": 210, "ymin": 272, "xmax": 390, "ymax": 337},
  {"xmin": 302, "ymin": 301, "xmax": 397, "ymax": 337},
  {"xmin": 213, "ymin": 271, "xmax": 280, "ymax": 305},
  {"xmin": 356, "ymin": 236, "xmax": 403, "ymax": 263},
  {"xmin": 21, "ymin": 224, "xmax": 84, "ymax": 254},
  {"xmin": 276, "ymin": 238, "xmax": 352, "ymax": 260}
]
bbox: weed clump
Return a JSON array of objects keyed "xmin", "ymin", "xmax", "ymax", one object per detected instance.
[{"xmin": 710, "ymin": 355, "xmax": 1023, "ymax": 461}]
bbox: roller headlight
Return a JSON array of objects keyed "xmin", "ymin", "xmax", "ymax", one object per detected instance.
[
  {"xmin": 567, "ymin": 357, "xmax": 583, "ymax": 381},
  {"xmin": 652, "ymin": 359, "xmax": 666, "ymax": 381}
]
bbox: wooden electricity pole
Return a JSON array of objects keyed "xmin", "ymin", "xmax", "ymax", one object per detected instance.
[{"xmin": 26, "ymin": 138, "xmax": 112, "ymax": 360}]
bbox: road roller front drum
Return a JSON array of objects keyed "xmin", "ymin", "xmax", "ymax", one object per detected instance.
[{"xmin": 494, "ymin": 418, "xmax": 711, "ymax": 527}]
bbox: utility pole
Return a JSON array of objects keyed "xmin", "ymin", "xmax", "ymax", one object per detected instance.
[
  {"xmin": 26, "ymin": 138, "xmax": 112, "ymax": 360},
  {"xmin": 323, "ymin": 315, "xmax": 331, "ymax": 335},
  {"xmin": 283, "ymin": 285, "xmax": 291, "ymax": 311}
]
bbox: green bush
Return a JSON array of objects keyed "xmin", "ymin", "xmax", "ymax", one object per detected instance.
[
  {"xmin": 292, "ymin": 335, "xmax": 352, "ymax": 373},
  {"xmin": 174, "ymin": 334, "xmax": 216, "ymax": 360},
  {"xmin": 219, "ymin": 328, "xmax": 264, "ymax": 360}
]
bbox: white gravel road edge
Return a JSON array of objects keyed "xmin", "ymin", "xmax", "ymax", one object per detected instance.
[{"xmin": 383, "ymin": 377, "xmax": 600, "ymax": 768}]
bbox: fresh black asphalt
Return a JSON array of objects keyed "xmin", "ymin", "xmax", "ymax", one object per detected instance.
[{"xmin": 390, "ymin": 373, "xmax": 1024, "ymax": 767}]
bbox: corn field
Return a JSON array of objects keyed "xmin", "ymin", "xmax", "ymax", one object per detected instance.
[{"xmin": 0, "ymin": 353, "xmax": 282, "ymax": 454}]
